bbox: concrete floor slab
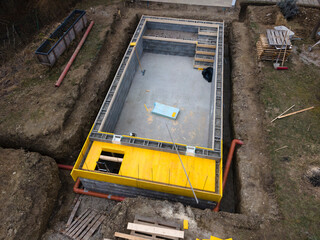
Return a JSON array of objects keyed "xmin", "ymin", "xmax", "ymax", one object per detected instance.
[{"xmin": 114, "ymin": 53, "xmax": 213, "ymax": 147}]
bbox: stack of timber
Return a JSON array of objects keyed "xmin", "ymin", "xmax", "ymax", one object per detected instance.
[
  {"xmin": 113, "ymin": 215, "xmax": 184, "ymax": 240},
  {"xmin": 256, "ymin": 30, "xmax": 292, "ymax": 61}
]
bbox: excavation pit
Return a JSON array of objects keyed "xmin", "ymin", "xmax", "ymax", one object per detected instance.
[{"xmin": 71, "ymin": 16, "xmax": 225, "ymax": 209}]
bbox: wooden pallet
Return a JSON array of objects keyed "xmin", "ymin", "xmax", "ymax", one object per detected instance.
[
  {"xmin": 62, "ymin": 208, "xmax": 105, "ymax": 240},
  {"xmin": 256, "ymin": 34, "xmax": 292, "ymax": 61},
  {"xmin": 129, "ymin": 215, "xmax": 182, "ymax": 240},
  {"xmin": 266, "ymin": 29, "xmax": 291, "ymax": 47}
]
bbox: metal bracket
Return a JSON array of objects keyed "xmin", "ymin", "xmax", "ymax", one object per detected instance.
[
  {"xmin": 186, "ymin": 146, "xmax": 196, "ymax": 156},
  {"xmin": 112, "ymin": 135, "xmax": 122, "ymax": 144}
]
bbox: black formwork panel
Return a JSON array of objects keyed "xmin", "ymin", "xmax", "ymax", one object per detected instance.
[{"xmin": 35, "ymin": 10, "xmax": 87, "ymax": 66}]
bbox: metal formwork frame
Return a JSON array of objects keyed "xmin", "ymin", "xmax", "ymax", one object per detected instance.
[
  {"xmin": 89, "ymin": 16, "xmax": 224, "ymax": 161},
  {"xmin": 71, "ymin": 16, "xmax": 225, "ymax": 206}
]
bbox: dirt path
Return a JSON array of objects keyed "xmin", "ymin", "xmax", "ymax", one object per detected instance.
[{"xmin": 231, "ymin": 21, "xmax": 278, "ymax": 217}]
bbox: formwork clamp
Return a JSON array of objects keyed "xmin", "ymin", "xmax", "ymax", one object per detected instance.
[
  {"xmin": 130, "ymin": 42, "xmax": 136, "ymax": 46},
  {"xmin": 112, "ymin": 135, "xmax": 122, "ymax": 144},
  {"xmin": 186, "ymin": 146, "xmax": 196, "ymax": 156}
]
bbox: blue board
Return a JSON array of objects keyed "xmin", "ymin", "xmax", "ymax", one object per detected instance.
[{"xmin": 151, "ymin": 102, "xmax": 180, "ymax": 120}]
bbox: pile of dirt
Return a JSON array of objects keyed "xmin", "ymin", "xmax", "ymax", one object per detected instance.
[
  {"xmin": 101, "ymin": 197, "xmax": 261, "ymax": 240},
  {"xmin": 0, "ymin": 147, "xmax": 60, "ymax": 240}
]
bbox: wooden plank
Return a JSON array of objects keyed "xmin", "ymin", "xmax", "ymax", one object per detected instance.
[
  {"xmin": 271, "ymin": 30, "xmax": 277, "ymax": 45},
  {"xmin": 197, "ymin": 44, "xmax": 216, "ymax": 49},
  {"xmin": 145, "ymin": 17, "xmax": 220, "ymax": 28},
  {"xmin": 127, "ymin": 223, "xmax": 184, "ymax": 239},
  {"xmin": 67, "ymin": 211, "xmax": 96, "ymax": 237},
  {"xmin": 114, "ymin": 232, "xmax": 150, "ymax": 240},
  {"xmin": 266, "ymin": 29, "xmax": 273, "ymax": 45},
  {"xmin": 278, "ymin": 106, "xmax": 315, "ymax": 119},
  {"xmin": 130, "ymin": 216, "xmax": 181, "ymax": 240},
  {"xmin": 198, "ymin": 31, "xmax": 217, "ymax": 37},
  {"xmin": 194, "ymin": 58, "xmax": 214, "ymax": 63},
  {"xmin": 66, "ymin": 198, "xmax": 81, "ymax": 227},
  {"xmin": 71, "ymin": 211, "xmax": 97, "ymax": 238},
  {"xmin": 130, "ymin": 220, "xmax": 177, "ymax": 240},
  {"xmin": 75, "ymin": 214, "xmax": 101, "ymax": 240},
  {"xmin": 82, "ymin": 215, "xmax": 106, "ymax": 240},
  {"xmin": 196, "ymin": 50, "xmax": 215, "ymax": 56},
  {"xmin": 142, "ymin": 36, "xmax": 197, "ymax": 44},
  {"xmin": 266, "ymin": 29, "xmax": 271, "ymax": 45},
  {"xmin": 271, "ymin": 104, "xmax": 295, "ymax": 123},
  {"xmin": 64, "ymin": 209, "xmax": 91, "ymax": 234},
  {"xmin": 194, "ymin": 64, "xmax": 210, "ymax": 69},
  {"xmin": 274, "ymin": 30, "xmax": 281, "ymax": 45}
]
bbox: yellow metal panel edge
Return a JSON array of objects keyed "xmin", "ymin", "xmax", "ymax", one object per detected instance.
[
  {"xmin": 71, "ymin": 124, "xmax": 94, "ymax": 181},
  {"xmin": 72, "ymin": 169, "xmax": 221, "ymax": 202},
  {"xmin": 219, "ymin": 140, "xmax": 223, "ymax": 199}
]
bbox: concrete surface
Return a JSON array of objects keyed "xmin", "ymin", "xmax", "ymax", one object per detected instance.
[
  {"xmin": 143, "ymin": 0, "xmax": 234, "ymax": 7},
  {"xmin": 114, "ymin": 53, "xmax": 213, "ymax": 147}
]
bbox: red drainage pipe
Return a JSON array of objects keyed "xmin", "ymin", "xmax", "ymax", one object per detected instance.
[
  {"xmin": 55, "ymin": 20, "xmax": 95, "ymax": 87},
  {"xmin": 213, "ymin": 139, "xmax": 244, "ymax": 212},
  {"xmin": 57, "ymin": 164, "xmax": 125, "ymax": 202},
  {"xmin": 73, "ymin": 178, "xmax": 125, "ymax": 202},
  {"xmin": 57, "ymin": 164, "xmax": 74, "ymax": 171}
]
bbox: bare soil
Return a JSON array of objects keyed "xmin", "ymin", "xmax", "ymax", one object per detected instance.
[
  {"xmin": 1, "ymin": 1, "xmax": 320, "ymax": 240},
  {"xmin": 0, "ymin": 147, "xmax": 60, "ymax": 240}
]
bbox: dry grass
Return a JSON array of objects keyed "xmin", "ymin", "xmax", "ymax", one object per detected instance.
[{"xmin": 260, "ymin": 61, "xmax": 320, "ymax": 240}]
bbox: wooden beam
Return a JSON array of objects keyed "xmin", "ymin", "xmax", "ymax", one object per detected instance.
[
  {"xmin": 127, "ymin": 223, "xmax": 184, "ymax": 239},
  {"xmin": 99, "ymin": 155, "xmax": 123, "ymax": 162},
  {"xmin": 197, "ymin": 44, "xmax": 216, "ymax": 49},
  {"xmin": 270, "ymin": 104, "xmax": 295, "ymax": 123},
  {"xmin": 66, "ymin": 198, "xmax": 81, "ymax": 227},
  {"xmin": 194, "ymin": 58, "xmax": 214, "ymax": 63},
  {"xmin": 82, "ymin": 215, "xmax": 106, "ymax": 240},
  {"xmin": 196, "ymin": 51, "xmax": 215, "ymax": 56},
  {"xmin": 198, "ymin": 31, "xmax": 217, "ymax": 37},
  {"xmin": 142, "ymin": 36, "xmax": 197, "ymax": 44},
  {"xmin": 278, "ymin": 106, "xmax": 315, "ymax": 119},
  {"xmin": 114, "ymin": 232, "xmax": 150, "ymax": 240},
  {"xmin": 145, "ymin": 17, "xmax": 219, "ymax": 28}
]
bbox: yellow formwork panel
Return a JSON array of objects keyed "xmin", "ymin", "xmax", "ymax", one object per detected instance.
[
  {"xmin": 71, "ymin": 167, "xmax": 222, "ymax": 202},
  {"xmin": 82, "ymin": 141, "xmax": 216, "ymax": 192}
]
